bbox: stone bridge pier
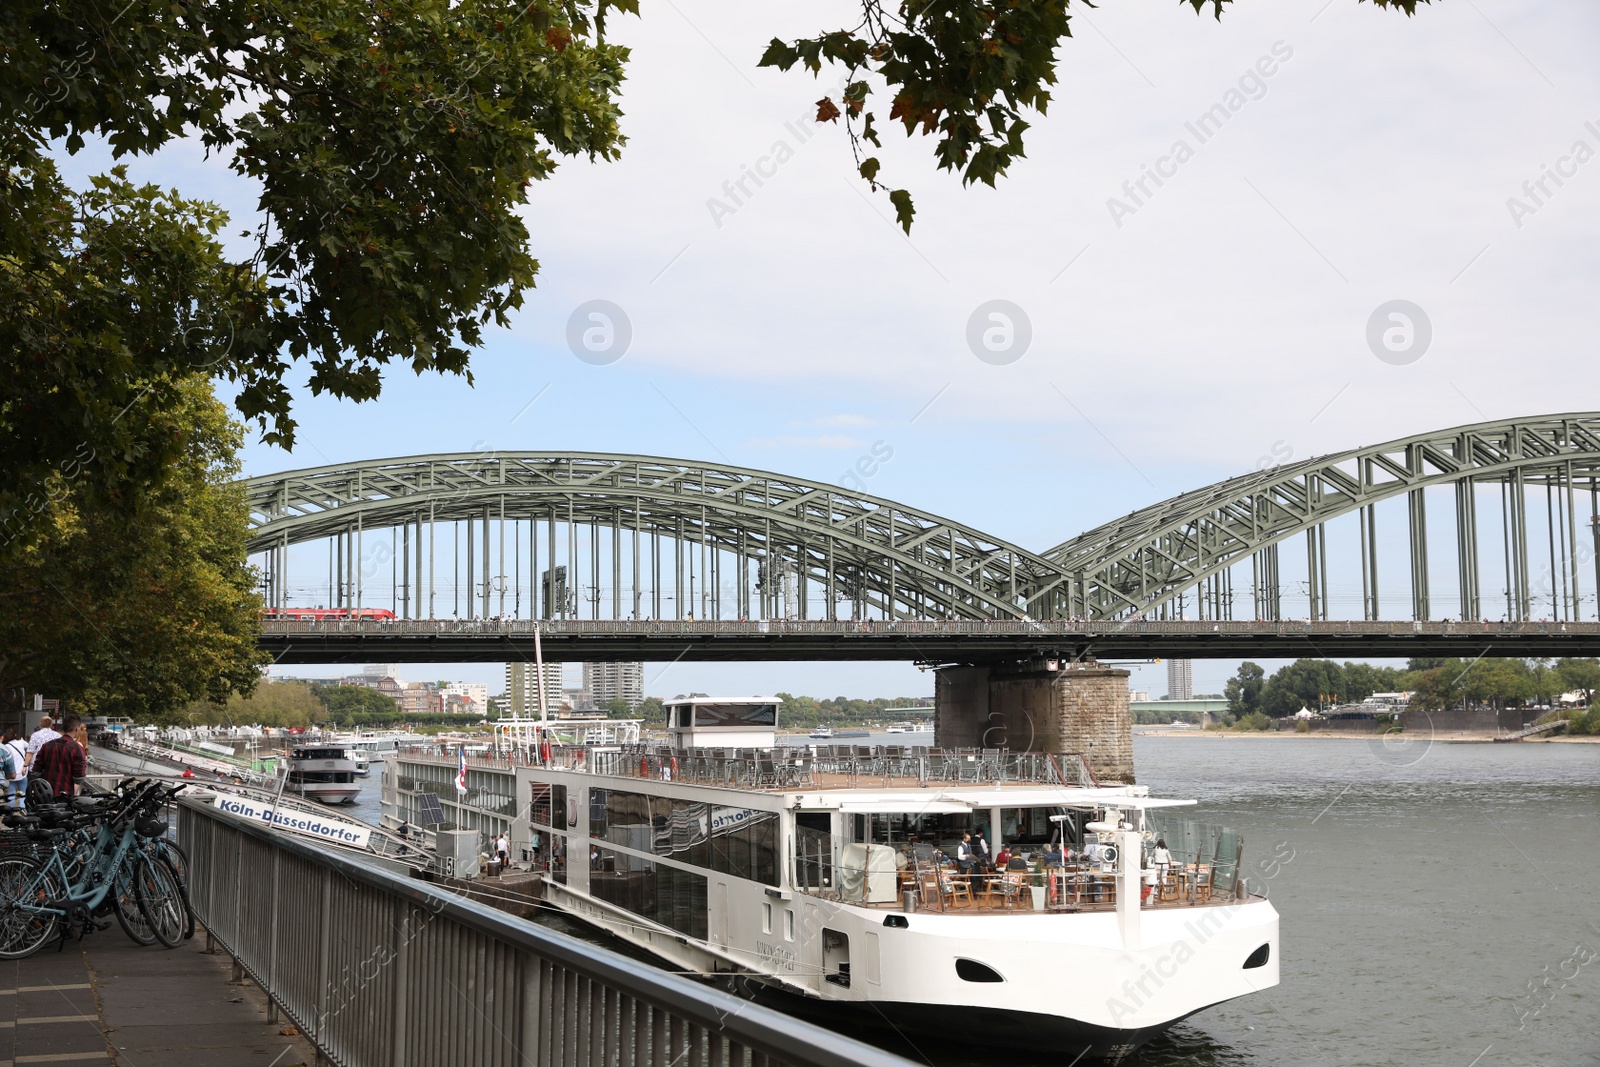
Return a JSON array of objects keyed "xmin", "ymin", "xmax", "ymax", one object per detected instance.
[{"xmin": 933, "ymin": 660, "xmax": 1135, "ymax": 784}]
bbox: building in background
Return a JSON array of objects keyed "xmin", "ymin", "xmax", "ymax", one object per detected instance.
[
  {"xmin": 399, "ymin": 682, "xmax": 441, "ymax": 717},
  {"xmin": 440, "ymin": 683, "xmax": 488, "ymax": 718},
  {"xmin": 363, "ymin": 664, "xmax": 403, "ymax": 682},
  {"xmin": 505, "ymin": 662, "xmax": 564, "ymax": 717},
  {"xmin": 583, "ymin": 662, "xmax": 643, "ymax": 710},
  {"xmin": 1166, "ymin": 659, "xmax": 1194, "ymax": 701}
]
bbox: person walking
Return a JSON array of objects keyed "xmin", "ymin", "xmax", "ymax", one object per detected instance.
[
  {"xmin": 31, "ymin": 715, "xmax": 88, "ymax": 800},
  {"xmin": 2, "ymin": 728, "xmax": 27, "ymax": 811}
]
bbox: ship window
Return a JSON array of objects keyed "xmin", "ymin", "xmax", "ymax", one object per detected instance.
[
  {"xmin": 589, "ymin": 845, "xmax": 707, "ymax": 940},
  {"xmin": 692, "ymin": 703, "xmax": 777, "ymax": 727},
  {"xmin": 762, "ymin": 902, "xmax": 773, "ymax": 934},
  {"xmin": 784, "ymin": 908, "xmax": 795, "ymax": 942},
  {"xmin": 599, "ymin": 790, "xmax": 777, "ymax": 887},
  {"xmin": 955, "ymin": 959, "xmax": 1005, "ymax": 983},
  {"xmin": 1244, "ymin": 943, "xmax": 1270, "ymax": 969},
  {"xmin": 529, "ymin": 784, "xmax": 567, "ymax": 831}
]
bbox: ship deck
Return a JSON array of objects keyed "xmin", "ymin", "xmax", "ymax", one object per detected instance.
[{"xmin": 836, "ymin": 863, "xmax": 1239, "ymax": 915}]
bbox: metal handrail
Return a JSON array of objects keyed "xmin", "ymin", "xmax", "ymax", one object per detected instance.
[
  {"xmin": 179, "ymin": 799, "xmax": 918, "ymax": 1067},
  {"xmin": 258, "ymin": 617, "xmax": 1599, "ymax": 635}
]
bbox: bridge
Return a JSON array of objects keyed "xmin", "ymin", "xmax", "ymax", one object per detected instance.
[
  {"xmin": 249, "ymin": 413, "xmax": 1600, "ymax": 637},
  {"xmin": 247, "ymin": 414, "xmax": 1600, "ymax": 782}
]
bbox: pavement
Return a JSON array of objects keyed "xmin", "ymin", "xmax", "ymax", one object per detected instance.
[{"xmin": 0, "ymin": 925, "xmax": 319, "ymax": 1066}]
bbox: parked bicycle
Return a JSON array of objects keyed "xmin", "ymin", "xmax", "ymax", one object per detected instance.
[{"xmin": 0, "ymin": 778, "xmax": 194, "ymax": 958}]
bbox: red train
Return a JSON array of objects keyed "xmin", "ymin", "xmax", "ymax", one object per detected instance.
[{"xmin": 260, "ymin": 607, "xmax": 398, "ymax": 621}]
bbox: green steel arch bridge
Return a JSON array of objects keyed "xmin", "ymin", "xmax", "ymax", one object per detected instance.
[{"xmin": 250, "ymin": 413, "xmax": 1600, "ymax": 663}]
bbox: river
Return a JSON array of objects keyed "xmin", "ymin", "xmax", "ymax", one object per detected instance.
[{"xmin": 357, "ymin": 734, "xmax": 1599, "ymax": 1066}]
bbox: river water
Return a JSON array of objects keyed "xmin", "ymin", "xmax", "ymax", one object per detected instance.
[{"xmin": 364, "ymin": 735, "xmax": 1600, "ymax": 1066}]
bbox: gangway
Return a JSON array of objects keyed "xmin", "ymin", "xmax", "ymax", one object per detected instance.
[
  {"xmin": 85, "ymin": 761, "xmax": 436, "ymax": 869},
  {"xmin": 1494, "ymin": 718, "xmax": 1572, "ymax": 741}
]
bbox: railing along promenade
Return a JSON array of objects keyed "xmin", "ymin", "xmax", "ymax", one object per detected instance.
[
  {"xmin": 179, "ymin": 799, "xmax": 918, "ymax": 1067},
  {"xmin": 257, "ymin": 616, "xmax": 1600, "ymax": 662}
]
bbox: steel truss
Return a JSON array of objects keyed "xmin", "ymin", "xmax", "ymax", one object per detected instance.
[
  {"xmin": 244, "ymin": 453, "xmax": 1062, "ymax": 621},
  {"xmin": 245, "ymin": 415, "xmax": 1600, "ymax": 625},
  {"xmin": 1040, "ymin": 414, "xmax": 1600, "ymax": 621}
]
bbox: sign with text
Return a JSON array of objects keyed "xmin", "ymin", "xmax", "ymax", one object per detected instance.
[{"xmin": 214, "ymin": 795, "xmax": 373, "ymax": 849}]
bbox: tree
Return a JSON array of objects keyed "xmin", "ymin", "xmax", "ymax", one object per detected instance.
[
  {"xmin": 1260, "ymin": 659, "xmax": 1346, "ymax": 717},
  {"xmin": 0, "ymin": 378, "xmax": 268, "ymax": 720},
  {"xmin": 315, "ymin": 684, "xmax": 403, "ymax": 725},
  {"xmin": 1554, "ymin": 658, "xmax": 1600, "ymax": 705},
  {"xmin": 3, "ymin": 0, "xmax": 628, "ymax": 544},
  {"xmin": 1223, "ymin": 662, "xmax": 1266, "ymax": 718},
  {"xmin": 605, "ymin": 698, "xmax": 632, "ymax": 719},
  {"xmin": 1340, "ymin": 662, "xmax": 1402, "ymax": 702},
  {"xmin": 636, "ymin": 696, "xmax": 666, "ymax": 725},
  {"xmin": 172, "ymin": 679, "xmax": 322, "ymax": 728},
  {"xmin": 1, "ymin": 0, "xmax": 1434, "ymax": 545}
]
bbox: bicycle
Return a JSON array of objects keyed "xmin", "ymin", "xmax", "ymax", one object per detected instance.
[{"xmin": 0, "ymin": 779, "xmax": 192, "ymax": 958}]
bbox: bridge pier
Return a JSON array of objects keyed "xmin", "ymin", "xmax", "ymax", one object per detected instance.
[{"xmin": 934, "ymin": 661, "xmax": 1135, "ymax": 784}]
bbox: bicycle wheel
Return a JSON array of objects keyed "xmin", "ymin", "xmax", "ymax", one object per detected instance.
[
  {"xmin": 112, "ymin": 861, "xmax": 156, "ymax": 946},
  {"xmin": 0, "ymin": 857, "xmax": 62, "ymax": 960},
  {"xmin": 133, "ymin": 856, "xmax": 185, "ymax": 948},
  {"xmin": 155, "ymin": 841, "xmax": 195, "ymax": 940}
]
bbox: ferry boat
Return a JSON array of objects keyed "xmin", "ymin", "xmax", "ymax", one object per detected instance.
[
  {"xmin": 286, "ymin": 745, "xmax": 361, "ymax": 805},
  {"xmin": 809, "ymin": 726, "xmax": 834, "ymax": 739},
  {"xmin": 381, "ymin": 696, "xmax": 1279, "ymax": 1061}
]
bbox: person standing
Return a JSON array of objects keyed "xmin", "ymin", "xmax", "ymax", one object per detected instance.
[
  {"xmin": 496, "ymin": 831, "xmax": 511, "ymax": 873},
  {"xmin": 972, "ymin": 829, "xmax": 993, "ymax": 872},
  {"xmin": 31, "ymin": 715, "xmax": 87, "ymax": 800},
  {"xmin": 956, "ymin": 832, "xmax": 976, "ymax": 875},
  {"xmin": 25, "ymin": 716, "xmax": 60, "ymax": 768},
  {"xmin": 2, "ymin": 728, "xmax": 27, "ymax": 811}
]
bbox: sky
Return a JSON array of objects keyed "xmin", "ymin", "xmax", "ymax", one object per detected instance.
[{"xmin": 57, "ymin": 0, "xmax": 1600, "ymax": 699}]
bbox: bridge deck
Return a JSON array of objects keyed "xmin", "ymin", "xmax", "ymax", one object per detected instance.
[
  {"xmin": 260, "ymin": 617, "xmax": 1600, "ymax": 662},
  {"xmin": 0, "ymin": 930, "xmax": 316, "ymax": 1066}
]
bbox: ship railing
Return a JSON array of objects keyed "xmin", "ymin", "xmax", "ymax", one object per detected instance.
[
  {"xmin": 178, "ymin": 798, "xmax": 917, "ymax": 1067},
  {"xmin": 1144, "ymin": 815, "xmax": 1246, "ymax": 901},
  {"xmin": 589, "ymin": 745, "xmax": 1091, "ymax": 790}
]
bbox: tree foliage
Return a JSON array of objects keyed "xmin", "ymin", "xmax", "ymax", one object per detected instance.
[
  {"xmin": 758, "ymin": 0, "xmax": 1430, "ymax": 232},
  {"xmin": 1223, "ymin": 661, "xmax": 1265, "ymax": 718},
  {"xmin": 0, "ymin": 378, "xmax": 268, "ymax": 719},
  {"xmin": 167, "ymin": 678, "xmax": 322, "ymax": 728},
  {"xmin": 2, "ymin": 0, "xmax": 629, "ymax": 541},
  {"xmin": 1227, "ymin": 656, "xmax": 1591, "ymax": 716}
]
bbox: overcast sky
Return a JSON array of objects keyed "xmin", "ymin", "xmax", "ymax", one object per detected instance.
[{"xmin": 62, "ymin": 0, "xmax": 1600, "ymax": 698}]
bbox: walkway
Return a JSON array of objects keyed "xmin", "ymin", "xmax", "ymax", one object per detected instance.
[{"xmin": 0, "ymin": 930, "xmax": 316, "ymax": 1066}]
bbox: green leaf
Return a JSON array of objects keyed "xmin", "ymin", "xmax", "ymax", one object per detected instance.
[
  {"xmin": 889, "ymin": 188, "xmax": 915, "ymax": 234},
  {"xmin": 759, "ymin": 39, "xmax": 799, "ymax": 69},
  {"xmin": 859, "ymin": 157, "xmax": 881, "ymax": 183}
]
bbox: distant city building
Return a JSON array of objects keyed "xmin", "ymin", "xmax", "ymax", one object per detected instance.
[
  {"xmin": 440, "ymin": 683, "xmax": 488, "ymax": 717},
  {"xmin": 1130, "ymin": 690, "xmax": 1150, "ymax": 703},
  {"xmin": 399, "ymin": 682, "xmax": 441, "ymax": 717},
  {"xmin": 364, "ymin": 664, "xmax": 403, "ymax": 681},
  {"xmin": 1166, "ymin": 659, "xmax": 1194, "ymax": 702},
  {"xmin": 584, "ymin": 662, "xmax": 644, "ymax": 709},
  {"xmin": 564, "ymin": 686, "xmax": 593, "ymax": 713},
  {"xmin": 505, "ymin": 662, "xmax": 564, "ymax": 717}
]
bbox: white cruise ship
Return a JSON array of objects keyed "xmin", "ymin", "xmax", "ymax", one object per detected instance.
[
  {"xmin": 286, "ymin": 744, "xmax": 362, "ymax": 804},
  {"xmin": 381, "ymin": 697, "xmax": 1278, "ymax": 1061}
]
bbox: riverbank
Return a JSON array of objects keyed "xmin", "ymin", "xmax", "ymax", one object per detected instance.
[{"xmin": 1133, "ymin": 727, "xmax": 1600, "ymax": 742}]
